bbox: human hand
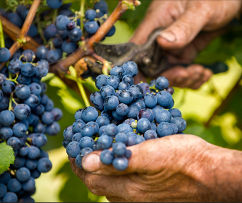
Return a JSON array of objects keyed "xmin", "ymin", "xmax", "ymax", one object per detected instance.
[
  {"xmin": 131, "ymin": 0, "xmax": 242, "ymax": 89},
  {"xmin": 70, "ymin": 134, "xmax": 223, "ymax": 202}
]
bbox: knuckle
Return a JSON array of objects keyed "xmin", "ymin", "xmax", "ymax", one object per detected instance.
[
  {"xmin": 84, "ymin": 174, "xmax": 105, "ymax": 196},
  {"xmin": 84, "ymin": 174, "xmax": 96, "ymax": 190},
  {"xmin": 89, "ymin": 188, "xmax": 103, "ymax": 196}
]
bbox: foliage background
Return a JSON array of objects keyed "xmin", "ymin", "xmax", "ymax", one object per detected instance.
[{"xmin": 0, "ymin": 0, "xmax": 241, "ymax": 201}]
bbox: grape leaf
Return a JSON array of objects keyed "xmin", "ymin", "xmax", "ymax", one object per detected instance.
[{"xmin": 0, "ymin": 142, "xmax": 15, "ymax": 174}]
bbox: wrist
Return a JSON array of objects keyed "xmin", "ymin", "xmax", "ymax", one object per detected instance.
[{"xmin": 185, "ymin": 142, "xmax": 242, "ymax": 201}]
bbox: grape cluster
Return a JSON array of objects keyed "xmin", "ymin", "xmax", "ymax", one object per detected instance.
[
  {"xmin": 0, "ymin": 50, "xmax": 62, "ymax": 202},
  {"xmin": 1, "ymin": 2, "xmax": 74, "ymax": 48},
  {"xmin": 63, "ymin": 61, "xmax": 186, "ymax": 171},
  {"xmin": 0, "ymin": 5, "xmax": 38, "ymax": 45},
  {"xmin": 36, "ymin": 0, "xmax": 115, "ymax": 64}
]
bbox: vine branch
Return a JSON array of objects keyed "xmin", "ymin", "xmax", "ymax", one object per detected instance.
[
  {"xmin": 50, "ymin": 0, "xmax": 138, "ymax": 74},
  {"xmin": 0, "ymin": 0, "xmax": 41, "ymax": 70},
  {"xmin": 88, "ymin": 1, "xmax": 126, "ymax": 47},
  {"xmin": 20, "ymin": 0, "xmax": 41, "ymax": 38}
]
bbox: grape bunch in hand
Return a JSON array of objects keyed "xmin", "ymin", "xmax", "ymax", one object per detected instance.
[{"xmin": 63, "ymin": 61, "xmax": 186, "ymax": 171}]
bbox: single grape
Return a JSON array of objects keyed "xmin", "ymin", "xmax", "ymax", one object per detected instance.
[
  {"xmin": 81, "ymin": 106, "xmax": 98, "ymax": 122},
  {"xmin": 16, "ymin": 167, "xmax": 31, "ymax": 182},
  {"xmin": 37, "ymin": 158, "xmax": 52, "ymax": 173},
  {"xmin": 112, "ymin": 142, "xmax": 126, "ymax": 156},
  {"xmin": 70, "ymin": 27, "xmax": 82, "ymax": 42},
  {"xmin": 112, "ymin": 157, "xmax": 128, "ymax": 171},
  {"xmin": 97, "ymin": 134, "xmax": 113, "ymax": 150},
  {"xmin": 155, "ymin": 76, "xmax": 169, "ymax": 90},
  {"xmin": 66, "ymin": 141, "xmax": 81, "ymax": 158},
  {"xmin": 7, "ymin": 178, "xmax": 21, "ymax": 193},
  {"xmin": 85, "ymin": 9, "xmax": 96, "ymax": 21},
  {"xmin": 14, "ymin": 104, "xmax": 31, "ymax": 120},
  {"xmin": 169, "ymin": 108, "xmax": 182, "ymax": 117},
  {"xmin": 100, "ymin": 150, "xmax": 113, "ymax": 165},
  {"xmin": 157, "ymin": 91, "xmax": 174, "ymax": 109},
  {"xmin": 79, "ymin": 137, "xmax": 94, "ymax": 149},
  {"xmin": 122, "ymin": 61, "xmax": 138, "ymax": 77},
  {"xmin": 84, "ymin": 21, "xmax": 99, "ymax": 35},
  {"xmin": 104, "ymin": 95, "xmax": 119, "ymax": 111},
  {"xmin": 47, "ymin": 0, "xmax": 62, "ymax": 9},
  {"xmin": 3, "ymin": 192, "xmax": 18, "ymax": 202},
  {"xmin": 0, "ymin": 183, "xmax": 7, "ymax": 198},
  {"xmin": 115, "ymin": 132, "xmax": 128, "ymax": 144},
  {"xmin": 0, "ymin": 110, "xmax": 15, "ymax": 126}
]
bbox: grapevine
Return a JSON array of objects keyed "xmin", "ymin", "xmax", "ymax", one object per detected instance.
[
  {"xmin": 0, "ymin": 0, "xmax": 236, "ymax": 202},
  {"xmin": 0, "ymin": 0, "xmax": 141, "ymax": 201}
]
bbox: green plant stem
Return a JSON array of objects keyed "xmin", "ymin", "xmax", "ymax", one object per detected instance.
[
  {"xmin": 80, "ymin": 0, "xmax": 85, "ymax": 32},
  {"xmin": 0, "ymin": 20, "xmax": 5, "ymax": 48},
  {"xmin": 37, "ymin": 13, "xmax": 47, "ymax": 44},
  {"xmin": 77, "ymin": 78, "xmax": 90, "ymax": 107},
  {"xmin": 53, "ymin": 10, "xmax": 58, "ymax": 24},
  {"xmin": 8, "ymin": 95, "xmax": 13, "ymax": 110}
]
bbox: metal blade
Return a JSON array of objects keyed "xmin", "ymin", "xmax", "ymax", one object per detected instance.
[{"xmin": 93, "ymin": 42, "xmax": 137, "ymax": 65}]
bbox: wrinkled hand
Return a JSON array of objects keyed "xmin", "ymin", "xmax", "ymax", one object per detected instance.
[
  {"xmin": 132, "ymin": 0, "xmax": 241, "ymax": 89},
  {"xmin": 70, "ymin": 134, "xmax": 220, "ymax": 202}
]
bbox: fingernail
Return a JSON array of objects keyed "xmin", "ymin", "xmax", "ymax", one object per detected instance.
[
  {"xmin": 159, "ymin": 31, "xmax": 176, "ymax": 42},
  {"xmin": 82, "ymin": 154, "xmax": 100, "ymax": 172}
]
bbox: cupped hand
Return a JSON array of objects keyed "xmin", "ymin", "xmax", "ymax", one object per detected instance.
[
  {"xmin": 132, "ymin": 0, "xmax": 241, "ymax": 89},
  {"xmin": 70, "ymin": 134, "xmax": 219, "ymax": 202}
]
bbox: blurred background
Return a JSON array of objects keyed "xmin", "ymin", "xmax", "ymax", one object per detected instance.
[{"xmin": 30, "ymin": 0, "xmax": 242, "ymax": 201}]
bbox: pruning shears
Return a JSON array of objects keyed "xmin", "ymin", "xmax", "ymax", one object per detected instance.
[{"xmin": 93, "ymin": 27, "xmax": 228, "ymax": 78}]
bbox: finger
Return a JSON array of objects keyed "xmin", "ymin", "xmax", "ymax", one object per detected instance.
[
  {"xmin": 202, "ymin": 68, "xmax": 213, "ymax": 83},
  {"xmin": 183, "ymin": 65, "xmax": 205, "ymax": 88},
  {"xmin": 162, "ymin": 66, "xmax": 190, "ymax": 87},
  {"xmin": 192, "ymin": 68, "xmax": 212, "ymax": 89},
  {"xmin": 130, "ymin": 1, "xmax": 182, "ymax": 45},
  {"xmin": 83, "ymin": 173, "xmax": 130, "ymax": 197},
  {"xmin": 157, "ymin": 4, "xmax": 211, "ymax": 49},
  {"xmin": 69, "ymin": 157, "xmax": 86, "ymax": 180},
  {"xmin": 82, "ymin": 136, "xmax": 177, "ymax": 175}
]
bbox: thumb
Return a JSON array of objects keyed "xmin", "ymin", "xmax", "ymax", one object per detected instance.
[
  {"xmin": 81, "ymin": 137, "xmax": 174, "ymax": 175},
  {"xmin": 158, "ymin": 7, "xmax": 210, "ymax": 49}
]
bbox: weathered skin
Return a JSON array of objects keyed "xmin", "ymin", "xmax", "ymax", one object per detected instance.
[
  {"xmin": 131, "ymin": 0, "xmax": 242, "ymax": 89},
  {"xmin": 70, "ymin": 134, "xmax": 242, "ymax": 202}
]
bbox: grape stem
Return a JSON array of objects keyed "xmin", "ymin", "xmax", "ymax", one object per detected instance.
[
  {"xmin": 80, "ymin": 0, "xmax": 85, "ymax": 33},
  {"xmin": 77, "ymin": 78, "xmax": 91, "ymax": 107},
  {"xmin": 0, "ymin": 20, "xmax": 5, "ymax": 48},
  {"xmin": 37, "ymin": 12, "xmax": 47, "ymax": 44},
  {"xmin": 92, "ymin": 53, "xmax": 111, "ymax": 75},
  {"xmin": 65, "ymin": 70, "xmax": 91, "ymax": 107}
]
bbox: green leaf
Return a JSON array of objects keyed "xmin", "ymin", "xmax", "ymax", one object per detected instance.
[
  {"xmin": 195, "ymin": 20, "xmax": 242, "ymax": 66},
  {"xmin": 82, "ymin": 77, "xmax": 98, "ymax": 93},
  {"xmin": 0, "ymin": 142, "xmax": 15, "ymax": 174}
]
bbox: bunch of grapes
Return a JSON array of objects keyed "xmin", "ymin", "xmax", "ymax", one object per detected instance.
[
  {"xmin": 0, "ymin": 5, "xmax": 39, "ymax": 47},
  {"xmin": 63, "ymin": 61, "xmax": 186, "ymax": 171},
  {"xmin": 1, "ymin": 0, "xmax": 114, "ymax": 65},
  {"xmin": 36, "ymin": 0, "xmax": 115, "ymax": 64},
  {"xmin": 0, "ymin": 49, "xmax": 62, "ymax": 202}
]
